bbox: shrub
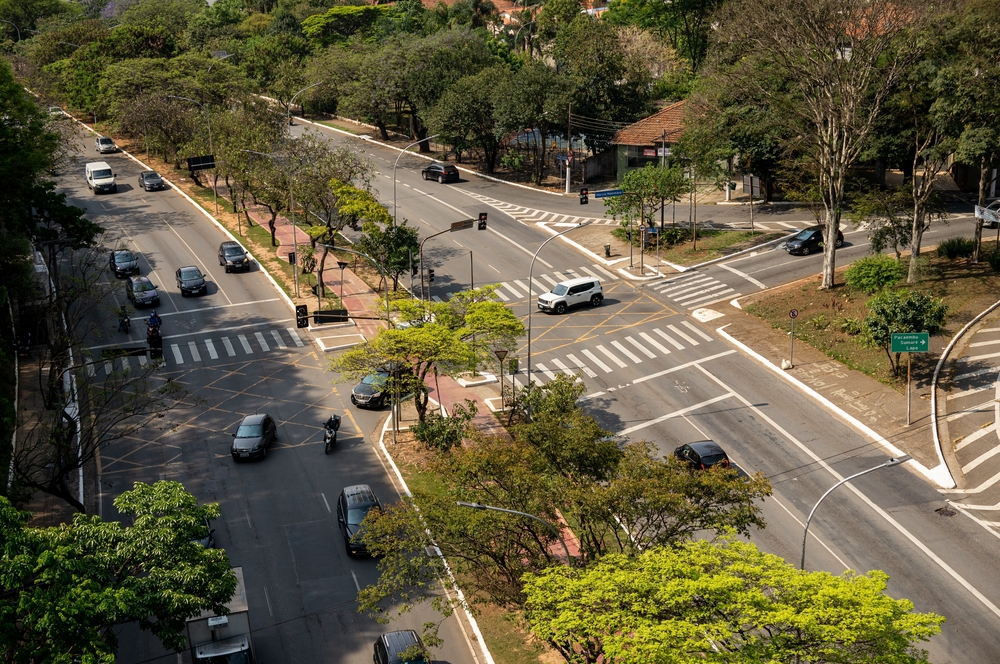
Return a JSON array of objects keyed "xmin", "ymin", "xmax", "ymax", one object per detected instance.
[
  {"xmin": 937, "ymin": 237, "xmax": 975, "ymax": 259},
  {"xmin": 861, "ymin": 289, "xmax": 947, "ymax": 376},
  {"xmin": 983, "ymin": 249, "xmax": 1000, "ymax": 272},
  {"xmin": 660, "ymin": 227, "xmax": 691, "ymax": 246},
  {"xmin": 411, "ymin": 399, "xmax": 477, "ymax": 452},
  {"xmin": 837, "ymin": 317, "xmax": 863, "ymax": 335},
  {"xmin": 844, "ymin": 254, "xmax": 905, "ymax": 294}
]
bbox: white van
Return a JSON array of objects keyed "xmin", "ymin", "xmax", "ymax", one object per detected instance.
[{"xmin": 85, "ymin": 161, "xmax": 117, "ymax": 194}]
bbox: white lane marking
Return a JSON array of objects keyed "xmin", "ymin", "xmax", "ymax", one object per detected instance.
[
  {"xmin": 769, "ymin": 493, "xmax": 851, "ymax": 571},
  {"xmin": 501, "ymin": 282, "xmax": 523, "ymax": 298},
  {"xmin": 171, "ymin": 344, "xmax": 184, "ymax": 363},
  {"xmin": 625, "ymin": 336, "xmax": 657, "ymax": 358},
  {"xmin": 493, "ymin": 289, "xmax": 510, "ymax": 302},
  {"xmin": 188, "ymin": 341, "xmax": 201, "ymax": 362},
  {"xmin": 513, "ymin": 280, "xmax": 538, "ymax": 297},
  {"xmin": 154, "ymin": 298, "xmax": 280, "ymax": 318},
  {"xmin": 681, "ymin": 320, "xmax": 713, "ymax": 341},
  {"xmin": 352, "ymin": 570, "xmax": 361, "ymax": 592},
  {"xmin": 718, "ymin": 261, "xmax": 767, "ymax": 289},
  {"xmin": 948, "ymin": 383, "xmax": 997, "ymax": 400},
  {"xmin": 271, "ymin": 330, "xmax": 286, "ymax": 349},
  {"xmin": 945, "ymin": 400, "xmax": 994, "ymax": 421},
  {"xmin": 160, "ymin": 217, "xmax": 233, "ymax": 305},
  {"xmin": 104, "ymin": 361, "xmax": 114, "ymax": 375},
  {"xmin": 618, "ymin": 393, "xmax": 734, "ymax": 435},
  {"xmin": 550, "ymin": 357, "xmax": 582, "ymax": 379},
  {"xmin": 137, "ymin": 355, "xmax": 147, "ymax": 367},
  {"xmin": 596, "ymin": 344, "xmax": 628, "ymax": 368},
  {"xmin": 263, "ymin": 585, "xmax": 273, "ymax": 617},
  {"xmin": 945, "ymin": 467, "xmax": 1000, "ymax": 494},
  {"xmin": 632, "ymin": 350, "xmax": 736, "ymax": 384},
  {"xmin": 675, "ymin": 283, "xmax": 728, "ymax": 303},
  {"xmin": 577, "ymin": 266, "xmax": 603, "ymax": 280},
  {"xmin": 255, "ymin": 331, "xmax": 270, "ymax": 351},
  {"xmin": 86, "ymin": 319, "xmax": 290, "ymax": 350},
  {"xmin": 962, "ymin": 350, "xmax": 1000, "ymax": 363},
  {"xmin": 566, "ymin": 353, "xmax": 598, "ymax": 378},
  {"xmin": 238, "ymin": 334, "xmax": 253, "ymax": 354},
  {"xmin": 535, "ymin": 363, "xmax": 558, "ymax": 381},
  {"xmin": 639, "ymin": 332, "xmax": 672, "ymax": 355},
  {"xmin": 205, "ymin": 339, "xmax": 218, "ymax": 359},
  {"xmin": 222, "ymin": 337, "xmax": 236, "ymax": 356},
  {"xmin": 538, "ymin": 273, "xmax": 559, "ymax": 287},
  {"xmin": 660, "ymin": 278, "xmax": 714, "ymax": 296},
  {"xmin": 431, "ymin": 295, "xmax": 444, "ymax": 302},
  {"xmin": 657, "ymin": 276, "xmax": 712, "ymax": 294},
  {"xmin": 553, "ymin": 271, "xmax": 570, "ymax": 282},
  {"xmin": 963, "ymin": 445, "xmax": 1000, "ymax": 474},
  {"xmin": 970, "ymin": 338, "xmax": 1000, "ymax": 347},
  {"xmin": 321, "ymin": 492, "xmax": 331, "ymax": 513},
  {"xmin": 581, "ymin": 349, "xmax": 613, "ymax": 373},
  {"xmin": 667, "ymin": 324, "xmax": 699, "ymax": 346},
  {"xmin": 956, "ymin": 423, "xmax": 998, "ymax": 451},
  {"xmin": 446, "ymin": 292, "xmax": 456, "ymax": 300},
  {"xmin": 611, "ymin": 340, "xmax": 643, "ymax": 363},
  {"xmin": 688, "ymin": 291, "xmax": 740, "ymax": 309},
  {"xmin": 590, "ymin": 263, "xmax": 619, "ymax": 280},
  {"xmin": 287, "ymin": 328, "xmax": 305, "ymax": 347},
  {"xmin": 954, "ymin": 367, "xmax": 999, "ymax": 382},
  {"xmin": 653, "ymin": 328, "xmax": 685, "ymax": 350}
]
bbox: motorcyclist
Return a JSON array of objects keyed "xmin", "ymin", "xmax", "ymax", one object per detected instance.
[
  {"xmin": 147, "ymin": 311, "xmax": 162, "ymax": 330},
  {"xmin": 117, "ymin": 305, "xmax": 130, "ymax": 332},
  {"xmin": 324, "ymin": 415, "xmax": 341, "ymax": 432}
]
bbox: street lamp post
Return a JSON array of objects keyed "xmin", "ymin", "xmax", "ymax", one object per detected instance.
[
  {"xmin": 287, "ymin": 82, "xmax": 321, "ymax": 127},
  {"xmin": 418, "ymin": 221, "xmax": 475, "ymax": 302},
  {"xmin": 494, "ymin": 349, "xmax": 508, "ymax": 411},
  {"xmin": 526, "ymin": 222, "xmax": 592, "ymax": 384},
  {"xmin": 457, "ymin": 501, "xmax": 573, "ymax": 564},
  {"xmin": 513, "ymin": 20, "xmax": 536, "ymax": 54},
  {"xmin": 337, "ymin": 261, "xmax": 348, "ymax": 303},
  {"xmin": 207, "ymin": 51, "xmax": 234, "ymax": 73},
  {"xmin": 1, "ymin": 20, "xmax": 20, "ymax": 41},
  {"xmin": 241, "ymin": 149, "xmax": 302, "ymax": 297},
  {"xmin": 169, "ymin": 95, "xmax": 218, "ymax": 214},
  {"xmin": 800, "ymin": 456, "xmax": 908, "ymax": 570},
  {"xmin": 393, "ymin": 134, "xmax": 439, "ymax": 226}
]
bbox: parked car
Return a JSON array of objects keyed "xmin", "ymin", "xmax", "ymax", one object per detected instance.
[
  {"xmin": 784, "ymin": 225, "xmax": 844, "ymax": 255},
  {"xmin": 138, "ymin": 171, "xmax": 164, "ymax": 191},
  {"xmin": 176, "ymin": 266, "xmax": 207, "ymax": 296},
  {"xmin": 373, "ymin": 630, "xmax": 428, "ymax": 664},
  {"xmin": 420, "ymin": 162, "xmax": 459, "ymax": 183},
  {"xmin": 218, "ymin": 241, "xmax": 250, "ymax": 272},
  {"xmin": 351, "ymin": 371, "xmax": 389, "ymax": 408},
  {"xmin": 94, "ymin": 136, "xmax": 118, "ymax": 153},
  {"xmin": 674, "ymin": 441, "xmax": 730, "ymax": 470},
  {"xmin": 230, "ymin": 413, "xmax": 277, "ymax": 461},
  {"xmin": 47, "ymin": 106, "xmax": 66, "ymax": 118},
  {"xmin": 109, "ymin": 249, "xmax": 139, "ymax": 278},
  {"xmin": 537, "ymin": 277, "xmax": 603, "ymax": 314},
  {"xmin": 337, "ymin": 484, "xmax": 382, "ymax": 556},
  {"xmin": 125, "ymin": 276, "xmax": 159, "ymax": 307},
  {"xmin": 193, "ymin": 518, "xmax": 215, "ymax": 548}
]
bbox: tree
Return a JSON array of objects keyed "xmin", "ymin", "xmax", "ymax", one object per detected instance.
[
  {"xmin": 861, "ymin": 289, "xmax": 947, "ymax": 377},
  {"xmin": 522, "ymin": 536, "xmax": 944, "ymax": 664},
  {"xmin": 337, "ymin": 41, "xmax": 405, "ymax": 141},
  {"xmin": 848, "ymin": 187, "xmax": 914, "ymax": 259},
  {"xmin": 710, "ymin": 0, "xmax": 924, "ymax": 289},
  {"xmin": 535, "ymin": 0, "xmax": 581, "ymax": 43},
  {"xmin": 0, "ymin": 481, "xmax": 237, "ymax": 662},
  {"xmin": 301, "ymin": 5, "xmax": 389, "ymax": 45},
  {"xmin": 602, "ymin": 163, "xmax": 687, "ymax": 232},
  {"xmin": 429, "ymin": 66, "xmax": 510, "ymax": 171},
  {"xmin": 355, "ymin": 220, "xmax": 420, "ymax": 292},
  {"xmin": 602, "ymin": 0, "xmax": 723, "ymax": 73}
]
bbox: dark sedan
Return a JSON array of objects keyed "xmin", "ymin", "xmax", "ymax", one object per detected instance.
[
  {"xmin": 351, "ymin": 371, "xmax": 388, "ymax": 408},
  {"xmin": 109, "ymin": 249, "xmax": 139, "ymax": 278},
  {"xmin": 674, "ymin": 441, "xmax": 730, "ymax": 470},
  {"xmin": 420, "ymin": 162, "xmax": 459, "ymax": 183},
  {"xmin": 125, "ymin": 276, "xmax": 159, "ymax": 307},
  {"xmin": 175, "ymin": 265, "xmax": 207, "ymax": 296},
  {"xmin": 337, "ymin": 484, "xmax": 382, "ymax": 556},
  {"xmin": 784, "ymin": 225, "xmax": 844, "ymax": 255},
  {"xmin": 231, "ymin": 413, "xmax": 277, "ymax": 461},
  {"xmin": 138, "ymin": 171, "xmax": 164, "ymax": 191}
]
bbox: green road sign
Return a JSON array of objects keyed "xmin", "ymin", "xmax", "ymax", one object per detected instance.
[{"xmin": 891, "ymin": 332, "xmax": 929, "ymax": 353}]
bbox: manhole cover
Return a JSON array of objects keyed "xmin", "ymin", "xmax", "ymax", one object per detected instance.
[{"xmin": 935, "ymin": 506, "xmax": 957, "ymax": 517}]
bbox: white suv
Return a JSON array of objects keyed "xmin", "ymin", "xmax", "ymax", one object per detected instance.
[{"xmin": 537, "ymin": 277, "xmax": 603, "ymax": 314}]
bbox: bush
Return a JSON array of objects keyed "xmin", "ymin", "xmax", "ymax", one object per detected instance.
[
  {"xmin": 844, "ymin": 254, "xmax": 905, "ymax": 294},
  {"xmin": 837, "ymin": 316, "xmax": 863, "ymax": 335},
  {"xmin": 984, "ymin": 249, "xmax": 1000, "ymax": 272},
  {"xmin": 660, "ymin": 227, "xmax": 691, "ymax": 246},
  {"xmin": 861, "ymin": 289, "xmax": 947, "ymax": 376},
  {"xmin": 411, "ymin": 399, "xmax": 477, "ymax": 452},
  {"xmin": 937, "ymin": 237, "xmax": 975, "ymax": 259}
]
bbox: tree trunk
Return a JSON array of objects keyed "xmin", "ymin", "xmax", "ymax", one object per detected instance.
[
  {"xmin": 535, "ymin": 129, "xmax": 548, "ymax": 185},
  {"xmin": 317, "ymin": 244, "xmax": 329, "ymax": 299},
  {"xmin": 375, "ymin": 120, "xmax": 389, "ymax": 141},
  {"xmin": 265, "ymin": 208, "xmax": 278, "ymax": 246}
]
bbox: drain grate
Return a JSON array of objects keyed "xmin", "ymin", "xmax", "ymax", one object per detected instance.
[{"xmin": 935, "ymin": 506, "xmax": 957, "ymax": 517}]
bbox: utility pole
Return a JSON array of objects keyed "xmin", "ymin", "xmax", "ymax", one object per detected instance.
[{"xmin": 565, "ymin": 103, "xmax": 572, "ymax": 195}]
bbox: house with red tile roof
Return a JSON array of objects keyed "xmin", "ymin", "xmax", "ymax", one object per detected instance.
[{"xmin": 611, "ymin": 100, "xmax": 685, "ymax": 183}]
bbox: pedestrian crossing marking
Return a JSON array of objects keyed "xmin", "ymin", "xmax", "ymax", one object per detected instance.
[
  {"xmin": 205, "ymin": 339, "xmax": 218, "ymax": 360},
  {"xmin": 577, "ymin": 266, "xmax": 601, "ymax": 280},
  {"xmin": 238, "ymin": 334, "xmax": 253, "ymax": 354},
  {"xmin": 681, "ymin": 321, "xmax": 714, "ymax": 341},
  {"xmin": 171, "ymin": 344, "xmax": 184, "ymax": 363},
  {"xmin": 287, "ymin": 328, "xmax": 305, "ymax": 347},
  {"xmin": 639, "ymin": 332, "xmax": 672, "ymax": 355},
  {"xmin": 596, "ymin": 344, "xmax": 629, "ymax": 368},
  {"xmin": 513, "ymin": 280, "xmax": 538, "ymax": 297},
  {"xmin": 536, "ymin": 363, "xmax": 558, "ymax": 381},
  {"xmin": 589, "ymin": 264, "xmax": 619, "ymax": 280},
  {"xmin": 625, "ymin": 336, "xmax": 657, "ymax": 359},
  {"xmin": 254, "ymin": 331, "xmax": 270, "ymax": 352},
  {"xmin": 667, "ymin": 324, "xmax": 699, "ymax": 346},
  {"xmin": 653, "ymin": 328, "xmax": 685, "ymax": 349},
  {"xmin": 104, "ymin": 360, "xmax": 114, "ymax": 374},
  {"xmin": 494, "ymin": 290, "xmax": 510, "ymax": 302},
  {"xmin": 676, "ymin": 284, "xmax": 728, "ymax": 303},
  {"xmin": 553, "ymin": 271, "xmax": 570, "ymax": 282},
  {"xmin": 660, "ymin": 277, "xmax": 713, "ymax": 295},
  {"xmin": 222, "ymin": 337, "xmax": 236, "ymax": 356},
  {"xmin": 684, "ymin": 290, "xmax": 737, "ymax": 308},
  {"xmin": 271, "ymin": 330, "xmax": 286, "ymax": 349},
  {"xmin": 611, "ymin": 340, "xmax": 643, "ymax": 364},
  {"xmin": 188, "ymin": 341, "xmax": 201, "ymax": 362},
  {"xmin": 581, "ymin": 349, "xmax": 613, "ymax": 373},
  {"xmin": 566, "ymin": 353, "xmax": 598, "ymax": 378},
  {"xmin": 549, "ymin": 357, "xmax": 582, "ymax": 379},
  {"xmin": 137, "ymin": 355, "xmax": 147, "ymax": 367},
  {"xmin": 503, "ymin": 283, "xmax": 523, "ymax": 298},
  {"xmin": 539, "ymin": 274, "xmax": 559, "ymax": 287}
]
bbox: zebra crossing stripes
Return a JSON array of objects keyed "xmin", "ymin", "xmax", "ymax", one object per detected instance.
[
  {"xmin": 188, "ymin": 341, "xmax": 201, "ymax": 362},
  {"xmin": 254, "ymin": 331, "xmax": 270, "ymax": 352},
  {"xmin": 425, "ymin": 264, "xmax": 621, "ymax": 303},
  {"xmin": 582, "ymin": 348, "xmax": 614, "ymax": 373},
  {"xmin": 648, "ymin": 273, "xmax": 741, "ymax": 310},
  {"xmin": 222, "ymin": 337, "xmax": 236, "ymax": 356},
  {"xmin": 565, "ymin": 353, "xmax": 597, "ymax": 378},
  {"xmin": 205, "ymin": 339, "xmax": 219, "ymax": 359}
]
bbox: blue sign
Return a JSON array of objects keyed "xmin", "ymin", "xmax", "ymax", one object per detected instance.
[{"xmin": 595, "ymin": 189, "xmax": 624, "ymax": 199}]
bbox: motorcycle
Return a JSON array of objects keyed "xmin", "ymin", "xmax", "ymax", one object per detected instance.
[
  {"xmin": 323, "ymin": 415, "xmax": 341, "ymax": 454},
  {"xmin": 119, "ymin": 314, "xmax": 131, "ymax": 334}
]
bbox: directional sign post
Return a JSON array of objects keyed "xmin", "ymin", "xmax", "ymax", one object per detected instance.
[
  {"xmin": 450, "ymin": 219, "xmax": 474, "ymax": 232},
  {"xmin": 787, "ymin": 309, "xmax": 798, "ymax": 369},
  {"xmin": 594, "ymin": 189, "xmax": 624, "ymax": 199},
  {"xmin": 891, "ymin": 332, "xmax": 930, "ymax": 426}
]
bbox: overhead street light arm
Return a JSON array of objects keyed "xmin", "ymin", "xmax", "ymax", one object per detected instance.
[
  {"xmin": 457, "ymin": 501, "xmax": 573, "ymax": 564},
  {"xmin": 393, "ymin": 134, "xmax": 439, "ymax": 225}
]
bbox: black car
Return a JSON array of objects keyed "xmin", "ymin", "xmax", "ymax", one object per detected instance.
[
  {"xmin": 420, "ymin": 162, "xmax": 459, "ymax": 183},
  {"xmin": 125, "ymin": 276, "xmax": 160, "ymax": 307},
  {"xmin": 138, "ymin": 171, "xmax": 164, "ymax": 191},
  {"xmin": 373, "ymin": 630, "xmax": 428, "ymax": 664},
  {"xmin": 674, "ymin": 441, "xmax": 730, "ymax": 470},
  {"xmin": 337, "ymin": 484, "xmax": 381, "ymax": 556},
  {"xmin": 109, "ymin": 249, "xmax": 139, "ymax": 278},
  {"xmin": 784, "ymin": 225, "xmax": 844, "ymax": 255},
  {"xmin": 230, "ymin": 413, "xmax": 277, "ymax": 461},
  {"xmin": 219, "ymin": 241, "xmax": 250, "ymax": 273},
  {"xmin": 351, "ymin": 371, "xmax": 389, "ymax": 408},
  {"xmin": 175, "ymin": 265, "xmax": 207, "ymax": 296},
  {"xmin": 194, "ymin": 518, "xmax": 215, "ymax": 549}
]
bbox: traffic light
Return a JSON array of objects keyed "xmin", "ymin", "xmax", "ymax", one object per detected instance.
[
  {"xmin": 295, "ymin": 304, "xmax": 309, "ymax": 329},
  {"xmin": 579, "ymin": 188, "xmax": 589, "ymax": 205},
  {"xmin": 478, "ymin": 212, "xmax": 488, "ymax": 230},
  {"xmin": 428, "ymin": 269, "xmax": 435, "ymax": 283},
  {"xmin": 410, "ymin": 257, "xmax": 419, "ymax": 277}
]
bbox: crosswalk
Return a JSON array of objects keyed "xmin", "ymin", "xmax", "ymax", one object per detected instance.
[
  {"xmin": 511, "ymin": 321, "xmax": 714, "ymax": 387},
  {"xmin": 86, "ymin": 327, "xmax": 306, "ymax": 377},
  {"xmin": 429, "ymin": 263, "xmax": 621, "ymax": 302},
  {"xmin": 647, "ymin": 273, "xmax": 741, "ymax": 310}
]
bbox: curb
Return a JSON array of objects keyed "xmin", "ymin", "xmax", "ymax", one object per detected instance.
[{"xmin": 715, "ymin": 324, "xmax": 953, "ymax": 488}]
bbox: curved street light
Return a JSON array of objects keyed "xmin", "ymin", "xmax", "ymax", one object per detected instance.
[
  {"xmin": 1, "ymin": 20, "xmax": 20, "ymax": 41},
  {"xmin": 393, "ymin": 134, "xmax": 439, "ymax": 226},
  {"xmin": 287, "ymin": 82, "xmax": 321, "ymax": 127},
  {"xmin": 800, "ymin": 456, "xmax": 908, "ymax": 570},
  {"xmin": 169, "ymin": 95, "xmax": 217, "ymax": 213},
  {"xmin": 457, "ymin": 501, "xmax": 573, "ymax": 564},
  {"xmin": 207, "ymin": 52, "xmax": 234, "ymax": 73},
  {"xmin": 513, "ymin": 20, "xmax": 536, "ymax": 54}
]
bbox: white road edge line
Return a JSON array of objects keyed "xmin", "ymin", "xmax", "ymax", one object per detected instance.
[{"xmin": 718, "ymin": 261, "xmax": 767, "ymax": 289}]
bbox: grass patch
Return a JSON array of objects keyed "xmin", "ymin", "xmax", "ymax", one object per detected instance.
[
  {"xmin": 317, "ymin": 120, "xmax": 365, "ymax": 136},
  {"xmin": 654, "ymin": 230, "xmax": 783, "ymax": 266}
]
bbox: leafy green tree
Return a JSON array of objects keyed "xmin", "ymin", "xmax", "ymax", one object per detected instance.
[
  {"xmin": 535, "ymin": 0, "xmax": 581, "ymax": 43},
  {"xmin": 337, "ymin": 42, "xmax": 405, "ymax": 140},
  {"xmin": 0, "ymin": 0, "xmax": 66, "ymax": 39},
  {"xmin": 118, "ymin": 0, "xmax": 204, "ymax": 37},
  {"xmin": 429, "ymin": 66, "xmax": 510, "ymax": 171},
  {"xmin": 848, "ymin": 187, "xmax": 913, "ymax": 259},
  {"xmin": 862, "ymin": 289, "xmax": 947, "ymax": 377},
  {"xmin": 603, "ymin": 163, "xmax": 687, "ymax": 232},
  {"xmin": 355, "ymin": 220, "xmax": 420, "ymax": 292},
  {"xmin": 603, "ymin": 0, "xmax": 722, "ymax": 73},
  {"xmin": 522, "ymin": 536, "xmax": 944, "ymax": 664},
  {"xmin": 0, "ymin": 481, "xmax": 237, "ymax": 662},
  {"xmin": 844, "ymin": 255, "xmax": 906, "ymax": 295},
  {"xmin": 301, "ymin": 5, "xmax": 388, "ymax": 45},
  {"xmin": 411, "ymin": 399, "xmax": 478, "ymax": 452},
  {"xmin": 239, "ymin": 33, "xmax": 312, "ymax": 97}
]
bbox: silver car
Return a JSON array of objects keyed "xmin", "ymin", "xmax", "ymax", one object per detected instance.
[{"xmin": 95, "ymin": 136, "xmax": 117, "ymax": 153}]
